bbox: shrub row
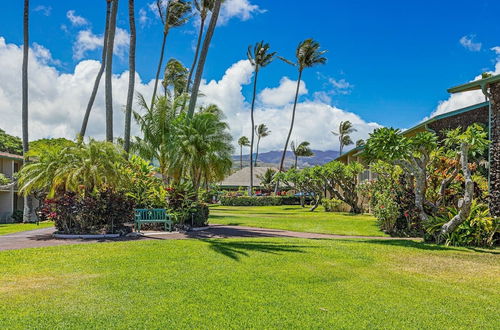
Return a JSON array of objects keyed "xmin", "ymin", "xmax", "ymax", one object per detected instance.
[{"xmin": 220, "ymin": 196, "xmax": 302, "ymax": 206}]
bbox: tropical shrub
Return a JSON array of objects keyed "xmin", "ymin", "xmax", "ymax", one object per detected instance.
[
  {"xmin": 41, "ymin": 189, "xmax": 134, "ymax": 235},
  {"xmin": 11, "ymin": 210, "xmax": 23, "ymax": 223},
  {"xmin": 321, "ymin": 198, "xmax": 342, "ymax": 212},
  {"xmin": 373, "ymin": 192, "xmax": 399, "ymax": 233},
  {"xmin": 0, "ymin": 173, "xmax": 11, "ymax": 186},
  {"xmin": 220, "ymin": 196, "xmax": 302, "ymax": 206},
  {"xmin": 424, "ymin": 201, "xmax": 499, "ymax": 247},
  {"xmin": 166, "ymin": 182, "xmax": 209, "ymax": 226}
]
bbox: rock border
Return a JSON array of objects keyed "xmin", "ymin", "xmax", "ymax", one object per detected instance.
[{"xmin": 53, "ymin": 233, "xmax": 121, "ymax": 239}]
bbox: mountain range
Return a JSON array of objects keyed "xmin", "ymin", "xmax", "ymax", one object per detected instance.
[{"xmin": 232, "ymin": 149, "xmax": 341, "ymax": 169}]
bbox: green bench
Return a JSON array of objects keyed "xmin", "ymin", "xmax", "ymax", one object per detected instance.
[{"xmin": 134, "ymin": 208, "xmax": 173, "ymax": 232}]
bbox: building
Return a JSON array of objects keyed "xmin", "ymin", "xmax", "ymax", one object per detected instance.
[
  {"xmin": 219, "ymin": 167, "xmax": 277, "ymax": 190},
  {"xmin": 0, "ymin": 152, "xmax": 24, "ymax": 223}
]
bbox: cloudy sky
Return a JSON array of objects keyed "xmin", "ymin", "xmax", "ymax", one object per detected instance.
[{"xmin": 0, "ymin": 0, "xmax": 499, "ymax": 153}]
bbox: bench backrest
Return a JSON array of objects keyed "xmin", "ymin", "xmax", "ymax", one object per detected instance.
[{"xmin": 134, "ymin": 209, "xmax": 167, "ymax": 221}]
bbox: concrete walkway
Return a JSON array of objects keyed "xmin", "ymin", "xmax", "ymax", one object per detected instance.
[{"xmin": 0, "ymin": 225, "xmax": 419, "ymax": 251}]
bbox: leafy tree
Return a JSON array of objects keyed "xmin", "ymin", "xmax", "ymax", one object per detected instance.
[
  {"xmin": 277, "ymin": 166, "xmax": 324, "ymax": 211},
  {"xmin": 256, "ymin": 167, "xmax": 276, "ymax": 192},
  {"xmin": 150, "ymin": 0, "xmax": 191, "ymax": 109},
  {"xmin": 187, "ymin": 0, "xmax": 222, "ymax": 118},
  {"xmin": 237, "ymin": 136, "xmax": 250, "ymax": 169},
  {"xmin": 332, "ymin": 120, "xmax": 356, "ymax": 155},
  {"xmin": 320, "ymin": 161, "xmax": 364, "ymax": 213},
  {"xmin": 0, "ymin": 129, "xmax": 22, "ymax": 155},
  {"xmin": 124, "ymin": 0, "xmax": 137, "ymax": 154},
  {"xmin": 254, "ymin": 123, "xmax": 271, "ymax": 166},
  {"xmin": 246, "ymin": 41, "xmax": 276, "ymax": 195},
  {"xmin": 276, "ymin": 39, "xmax": 327, "ymax": 192},
  {"xmin": 80, "ymin": 0, "xmax": 111, "ymax": 138},
  {"xmin": 290, "ymin": 140, "xmax": 314, "ymax": 168}
]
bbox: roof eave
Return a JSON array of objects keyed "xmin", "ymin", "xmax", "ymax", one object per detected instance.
[{"xmin": 447, "ymin": 74, "xmax": 500, "ymax": 94}]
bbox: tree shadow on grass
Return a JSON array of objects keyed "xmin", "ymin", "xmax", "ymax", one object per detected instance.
[
  {"xmin": 202, "ymin": 239, "xmax": 313, "ymax": 261},
  {"xmin": 333, "ymin": 238, "xmax": 500, "ymax": 254}
]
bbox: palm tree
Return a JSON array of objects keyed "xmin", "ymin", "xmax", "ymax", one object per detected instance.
[
  {"xmin": 238, "ymin": 136, "xmax": 250, "ymax": 169},
  {"xmin": 105, "ymin": 0, "xmax": 119, "ymax": 142},
  {"xmin": 275, "ymin": 39, "xmax": 327, "ymax": 192},
  {"xmin": 331, "ymin": 120, "xmax": 356, "ymax": 155},
  {"xmin": 187, "ymin": 0, "xmax": 222, "ymax": 118},
  {"xmin": 162, "ymin": 58, "xmax": 188, "ymax": 98},
  {"xmin": 291, "ymin": 141, "xmax": 314, "ymax": 168},
  {"xmin": 22, "ymin": 0, "xmax": 35, "ymax": 222},
  {"xmin": 150, "ymin": 0, "xmax": 191, "ymax": 109},
  {"xmin": 254, "ymin": 123, "xmax": 270, "ymax": 166},
  {"xmin": 247, "ymin": 41, "xmax": 276, "ymax": 195},
  {"xmin": 124, "ymin": 0, "xmax": 136, "ymax": 154},
  {"xmin": 186, "ymin": 0, "xmax": 215, "ymax": 92},
  {"xmin": 80, "ymin": 0, "xmax": 112, "ymax": 139}
]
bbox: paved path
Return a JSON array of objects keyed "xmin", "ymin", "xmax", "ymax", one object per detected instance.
[{"xmin": 0, "ymin": 225, "xmax": 419, "ymax": 251}]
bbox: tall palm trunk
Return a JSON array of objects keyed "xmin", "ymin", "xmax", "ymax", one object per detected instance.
[
  {"xmin": 248, "ymin": 69, "xmax": 259, "ymax": 196},
  {"xmin": 80, "ymin": 0, "xmax": 111, "ymax": 139},
  {"xmin": 240, "ymin": 145, "xmax": 243, "ymax": 169},
  {"xmin": 150, "ymin": 28, "xmax": 169, "ymax": 109},
  {"xmin": 254, "ymin": 135, "xmax": 261, "ymax": 166},
  {"xmin": 187, "ymin": 0, "xmax": 221, "ymax": 118},
  {"xmin": 124, "ymin": 0, "xmax": 136, "ymax": 154},
  {"xmin": 489, "ymin": 82, "xmax": 500, "ymax": 217},
  {"xmin": 275, "ymin": 70, "xmax": 303, "ymax": 193},
  {"xmin": 294, "ymin": 154, "xmax": 298, "ymax": 169},
  {"xmin": 105, "ymin": 0, "xmax": 118, "ymax": 142},
  {"xmin": 22, "ymin": 0, "xmax": 34, "ymax": 222},
  {"xmin": 186, "ymin": 16, "xmax": 205, "ymax": 93}
]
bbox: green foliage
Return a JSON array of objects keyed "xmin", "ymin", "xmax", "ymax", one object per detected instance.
[
  {"xmin": 256, "ymin": 168, "xmax": 276, "ymax": 191},
  {"xmin": 220, "ymin": 196, "xmax": 301, "ymax": 206},
  {"xmin": 166, "ymin": 182, "xmax": 209, "ymax": 226},
  {"xmin": 11, "ymin": 210, "xmax": 24, "ymax": 223},
  {"xmin": 444, "ymin": 123, "xmax": 490, "ymax": 158},
  {"xmin": 28, "ymin": 138, "xmax": 76, "ymax": 159},
  {"xmin": 0, "ymin": 173, "xmax": 11, "ymax": 186},
  {"xmin": 238, "ymin": 136, "xmax": 250, "ymax": 147},
  {"xmin": 424, "ymin": 201, "xmax": 499, "ymax": 247},
  {"xmin": 321, "ymin": 198, "xmax": 342, "ymax": 212},
  {"xmin": 0, "ymin": 128, "xmax": 22, "ymax": 155},
  {"xmin": 373, "ymin": 192, "xmax": 400, "ymax": 233}
]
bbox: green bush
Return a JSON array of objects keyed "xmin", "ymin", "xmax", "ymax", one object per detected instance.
[
  {"xmin": 0, "ymin": 173, "xmax": 11, "ymax": 186},
  {"xmin": 11, "ymin": 210, "xmax": 23, "ymax": 223},
  {"xmin": 322, "ymin": 198, "xmax": 342, "ymax": 212},
  {"xmin": 220, "ymin": 196, "xmax": 302, "ymax": 206},
  {"xmin": 373, "ymin": 192, "xmax": 399, "ymax": 233}
]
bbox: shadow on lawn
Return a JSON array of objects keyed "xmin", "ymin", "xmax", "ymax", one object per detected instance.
[
  {"xmin": 336, "ymin": 239, "xmax": 499, "ymax": 254},
  {"xmin": 203, "ymin": 240, "xmax": 312, "ymax": 261}
]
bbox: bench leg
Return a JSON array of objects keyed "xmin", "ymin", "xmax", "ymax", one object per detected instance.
[{"xmin": 137, "ymin": 222, "xmax": 141, "ymax": 233}]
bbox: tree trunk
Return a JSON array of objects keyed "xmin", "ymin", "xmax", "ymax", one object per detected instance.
[
  {"xmin": 254, "ymin": 135, "xmax": 260, "ymax": 166},
  {"xmin": 187, "ymin": 0, "xmax": 222, "ymax": 118},
  {"xmin": 489, "ymin": 82, "xmax": 500, "ymax": 217},
  {"xmin": 150, "ymin": 30, "xmax": 168, "ymax": 110},
  {"xmin": 413, "ymin": 165, "xmax": 429, "ymax": 222},
  {"xmin": 124, "ymin": 0, "xmax": 136, "ymax": 154},
  {"xmin": 186, "ymin": 16, "xmax": 205, "ymax": 93},
  {"xmin": 240, "ymin": 145, "xmax": 243, "ymax": 169},
  {"xmin": 294, "ymin": 154, "xmax": 298, "ymax": 169},
  {"xmin": 310, "ymin": 196, "xmax": 320, "ymax": 212},
  {"xmin": 249, "ymin": 68, "xmax": 259, "ymax": 196},
  {"xmin": 439, "ymin": 144, "xmax": 474, "ymax": 237},
  {"xmin": 80, "ymin": 0, "xmax": 111, "ymax": 139},
  {"xmin": 275, "ymin": 69, "xmax": 303, "ymax": 193},
  {"xmin": 105, "ymin": 0, "xmax": 118, "ymax": 142},
  {"xmin": 22, "ymin": 0, "xmax": 35, "ymax": 223}
]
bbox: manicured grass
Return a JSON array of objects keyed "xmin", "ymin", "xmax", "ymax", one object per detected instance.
[
  {"xmin": 210, "ymin": 205, "xmax": 386, "ymax": 236},
  {"xmin": 0, "ymin": 238, "xmax": 498, "ymax": 328},
  {"xmin": 0, "ymin": 221, "xmax": 53, "ymax": 236}
]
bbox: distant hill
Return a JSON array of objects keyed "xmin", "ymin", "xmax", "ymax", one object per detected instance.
[{"xmin": 232, "ymin": 149, "xmax": 340, "ymax": 169}]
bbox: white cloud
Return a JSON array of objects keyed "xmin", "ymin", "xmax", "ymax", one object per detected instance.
[
  {"xmin": 34, "ymin": 5, "xmax": 52, "ymax": 16},
  {"xmin": 73, "ymin": 28, "xmax": 130, "ymax": 60},
  {"xmin": 258, "ymin": 77, "xmax": 307, "ymax": 107},
  {"xmin": 66, "ymin": 10, "xmax": 89, "ymax": 27},
  {"xmin": 459, "ymin": 35, "xmax": 482, "ymax": 52},
  {"xmin": 138, "ymin": 8, "xmax": 149, "ymax": 26},
  {"xmin": 198, "ymin": 60, "xmax": 381, "ymax": 152},
  {"xmin": 0, "ymin": 37, "xmax": 153, "ymax": 141},
  {"xmin": 32, "ymin": 43, "xmax": 62, "ymax": 66},
  {"xmin": 491, "ymin": 46, "xmax": 500, "ymax": 55},
  {"xmin": 219, "ymin": 0, "xmax": 266, "ymax": 25}
]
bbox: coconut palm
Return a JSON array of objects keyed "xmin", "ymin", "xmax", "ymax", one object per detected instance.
[
  {"xmin": 247, "ymin": 41, "xmax": 276, "ymax": 195},
  {"xmin": 254, "ymin": 124, "xmax": 271, "ymax": 166},
  {"xmin": 162, "ymin": 58, "xmax": 188, "ymax": 98},
  {"xmin": 80, "ymin": 0, "xmax": 112, "ymax": 139},
  {"xmin": 291, "ymin": 141, "xmax": 314, "ymax": 168},
  {"xmin": 238, "ymin": 136, "xmax": 250, "ymax": 169},
  {"xmin": 150, "ymin": 0, "xmax": 191, "ymax": 109},
  {"xmin": 105, "ymin": 0, "xmax": 119, "ymax": 142},
  {"xmin": 124, "ymin": 0, "xmax": 136, "ymax": 154},
  {"xmin": 187, "ymin": 0, "xmax": 222, "ymax": 118},
  {"xmin": 332, "ymin": 120, "xmax": 356, "ymax": 155},
  {"xmin": 275, "ymin": 39, "xmax": 327, "ymax": 192},
  {"xmin": 186, "ymin": 0, "xmax": 215, "ymax": 92},
  {"xmin": 22, "ymin": 0, "xmax": 35, "ymax": 222}
]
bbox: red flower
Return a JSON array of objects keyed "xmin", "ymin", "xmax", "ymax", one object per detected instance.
[{"xmin": 380, "ymin": 205, "xmax": 385, "ymax": 209}]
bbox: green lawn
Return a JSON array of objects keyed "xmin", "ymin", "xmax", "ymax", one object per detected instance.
[
  {"xmin": 210, "ymin": 205, "xmax": 386, "ymax": 237},
  {"xmin": 0, "ymin": 221, "xmax": 53, "ymax": 236},
  {"xmin": 0, "ymin": 238, "xmax": 498, "ymax": 328}
]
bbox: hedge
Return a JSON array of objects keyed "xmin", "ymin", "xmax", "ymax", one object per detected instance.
[{"xmin": 220, "ymin": 196, "xmax": 302, "ymax": 206}]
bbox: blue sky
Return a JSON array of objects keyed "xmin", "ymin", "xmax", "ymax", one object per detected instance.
[{"xmin": 0, "ymin": 0, "xmax": 499, "ymax": 151}]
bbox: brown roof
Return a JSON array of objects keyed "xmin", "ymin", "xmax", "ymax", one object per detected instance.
[
  {"xmin": 220, "ymin": 167, "xmax": 277, "ymax": 187},
  {"xmin": 0, "ymin": 152, "xmax": 23, "ymax": 160}
]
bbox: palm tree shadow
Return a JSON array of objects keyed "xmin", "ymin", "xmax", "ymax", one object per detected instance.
[{"xmin": 203, "ymin": 239, "xmax": 312, "ymax": 261}]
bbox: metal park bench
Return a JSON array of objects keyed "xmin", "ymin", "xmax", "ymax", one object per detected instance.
[{"xmin": 134, "ymin": 208, "xmax": 173, "ymax": 232}]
